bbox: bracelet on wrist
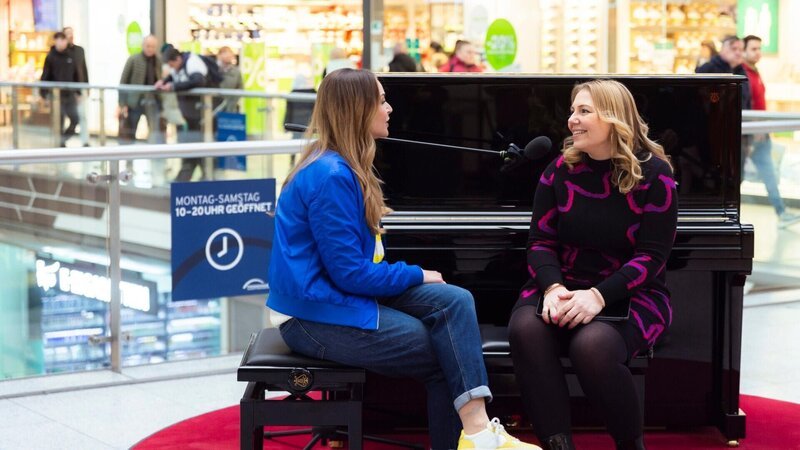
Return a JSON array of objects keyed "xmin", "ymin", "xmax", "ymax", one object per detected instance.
[
  {"xmin": 589, "ymin": 287, "xmax": 606, "ymax": 307},
  {"xmin": 544, "ymin": 283, "xmax": 564, "ymax": 297}
]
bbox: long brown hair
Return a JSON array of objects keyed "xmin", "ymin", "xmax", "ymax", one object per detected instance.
[
  {"xmin": 562, "ymin": 79, "xmax": 671, "ymax": 194},
  {"xmin": 284, "ymin": 68, "xmax": 387, "ymax": 234}
]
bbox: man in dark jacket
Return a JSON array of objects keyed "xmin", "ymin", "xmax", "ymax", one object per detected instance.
[
  {"xmin": 63, "ymin": 26, "xmax": 89, "ymax": 146},
  {"xmin": 156, "ymin": 46, "xmax": 209, "ymax": 180},
  {"xmin": 62, "ymin": 27, "xmax": 88, "ymax": 82},
  {"xmin": 388, "ymin": 42, "xmax": 418, "ymax": 72},
  {"xmin": 119, "ymin": 35, "xmax": 161, "ymax": 144},
  {"xmin": 695, "ymin": 35, "xmax": 751, "ymax": 109},
  {"xmin": 41, "ymin": 32, "xmax": 80, "ymax": 147}
]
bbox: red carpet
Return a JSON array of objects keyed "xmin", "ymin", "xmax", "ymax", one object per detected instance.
[{"xmin": 132, "ymin": 395, "xmax": 800, "ymax": 449}]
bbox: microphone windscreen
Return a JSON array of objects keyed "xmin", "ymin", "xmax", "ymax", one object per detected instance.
[{"xmin": 523, "ymin": 136, "xmax": 553, "ymax": 161}]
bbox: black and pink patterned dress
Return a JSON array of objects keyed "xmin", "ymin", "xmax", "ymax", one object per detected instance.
[{"xmin": 516, "ymin": 152, "xmax": 678, "ymax": 351}]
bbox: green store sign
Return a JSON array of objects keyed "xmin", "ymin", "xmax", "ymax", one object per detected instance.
[
  {"xmin": 126, "ymin": 22, "xmax": 143, "ymax": 55},
  {"xmin": 484, "ymin": 19, "xmax": 517, "ymax": 71},
  {"xmin": 737, "ymin": 0, "xmax": 778, "ymax": 54}
]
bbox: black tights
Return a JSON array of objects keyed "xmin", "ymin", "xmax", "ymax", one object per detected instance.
[{"xmin": 508, "ymin": 305, "xmax": 642, "ymax": 441}]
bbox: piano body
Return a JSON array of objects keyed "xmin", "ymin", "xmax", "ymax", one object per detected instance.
[{"xmin": 369, "ymin": 74, "xmax": 753, "ymax": 441}]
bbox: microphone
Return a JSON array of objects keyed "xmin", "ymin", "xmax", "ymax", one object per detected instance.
[{"xmin": 499, "ymin": 136, "xmax": 553, "ymax": 173}]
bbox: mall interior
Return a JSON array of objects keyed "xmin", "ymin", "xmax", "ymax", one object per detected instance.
[{"xmin": 1, "ymin": 0, "xmax": 800, "ymax": 449}]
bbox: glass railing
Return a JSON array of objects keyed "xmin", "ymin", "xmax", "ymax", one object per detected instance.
[
  {"xmin": 0, "ymin": 136, "xmax": 302, "ymax": 381},
  {"xmin": 741, "ymin": 111, "xmax": 800, "ymax": 204},
  {"xmin": 0, "ymin": 81, "xmax": 314, "ymax": 189}
]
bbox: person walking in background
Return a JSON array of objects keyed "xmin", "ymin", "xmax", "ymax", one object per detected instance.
[
  {"xmin": 742, "ymin": 35, "xmax": 800, "ymax": 227},
  {"xmin": 118, "ymin": 35, "xmax": 162, "ymax": 144},
  {"xmin": 695, "ymin": 40, "xmax": 718, "ymax": 70},
  {"xmin": 388, "ymin": 42, "xmax": 418, "ymax": 72},
  {"xmin": 157, "ymin": 47, "xmax": 212, "ymax": 181},
  {"xmin": 217, "ymin": 46, "xmax": 243, "ymax": 113},
  {"xmin": 157, "ymin": 44, "xmax": 187, "ymax": 131},
  {"xmin": 440, "ymin": 40, "xmax": 483, "ymax": 73},
  {"xmin": 63, "ymin": 26, "xmax": 89, "ymax": 146},
  {"xmin": 41, "ymin": 32, "xmax": 80, "ymax": 147}
]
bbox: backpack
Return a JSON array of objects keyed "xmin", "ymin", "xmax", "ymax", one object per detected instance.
[{"xmin": 198, "ymin": 54, "xmax": 224, "ymax": 87}]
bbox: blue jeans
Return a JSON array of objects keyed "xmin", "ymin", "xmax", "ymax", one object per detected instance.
[
  {"xmin": 279, "ymin": 283, "xmax": 491, "ymax": 450},
  {"xmin": 749, "ymin": 134, "xmax": 786, "ymax": 215}
]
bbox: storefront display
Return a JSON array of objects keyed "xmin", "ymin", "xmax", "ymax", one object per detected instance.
[
  {"xmin": 383, "ymin": 1, "xmax": 464, "ymax": 70},
  {"xmin": 383, "ymin": 3, "xmax": 463, "ymax": 50},
  {"xmin": 175, "ymin": 0, "xmax": 467, "ymax": 79},
  {"xmin": 187, "ymin": 0, "xmax": 363, "ymax": 81},
  {"xmin": 539, "ymin": 0, "xmax": 606, "ymax": 74},
  {"xmin": 4, "ymin": 0, "xmax": 59, "ymax": 82},
  {"xmin": 626, "ymin": 0, "xmax": 737, "ymax": 74},
  {"xmin": 34, "ymin": 256, "xmax": 221, "ymax": 373},
  {"xmin": 8, "ymin": 31, "xmax": 50, "ymax": 80}
]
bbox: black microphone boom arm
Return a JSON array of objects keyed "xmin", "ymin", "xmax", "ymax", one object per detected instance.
[{"xmin": 285, "ymin": 122, "xmax": 501, "ymax": 155}]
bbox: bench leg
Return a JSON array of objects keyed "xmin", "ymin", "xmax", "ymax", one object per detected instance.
[
  {"xmin": 241, "ymin": 382, "xmax": 264, "ymax": 450},
  {"xmin": 240, "ymin": 402, "xmax": 264, "ymax": 450},
  {"xmin": 348, "ymin": 401, "xmax": 363, "ymax": 450}
]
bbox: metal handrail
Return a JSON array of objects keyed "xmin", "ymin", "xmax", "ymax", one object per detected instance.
[
  {"xmin": 1, "ymin": 122, "xmax": 796, "ymax": 164},
  {"xmin": 742, "ymin": 120, "xmax": 800, "ymax": 135},
  {"xmin": 743, "ymin": 110, "xmax": 800, "ymax": 121},
  {"xmin": 0, "ymin": 139, "xmax": 306, "ymax": 165},
  {"xmin": 0, "ymin": 80, "xmax": 317, "ymax": 101}
]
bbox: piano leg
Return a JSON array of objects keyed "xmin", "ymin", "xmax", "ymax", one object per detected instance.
[
  {"xmin": 723, "ymin": 408, "xmax": 746, "ymax": 443},
  {"xmin": 713, "ymin": 273, "xmax": 747, "ymax": 442}
]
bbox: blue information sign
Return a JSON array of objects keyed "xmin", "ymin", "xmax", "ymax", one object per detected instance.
[
  {"xmin": 171, "ymin": 178, "xmax": 275, "ymax": 301},
  {"xmin": 216, "ymin": 112, "xmax": 247, "ymax": 171}
]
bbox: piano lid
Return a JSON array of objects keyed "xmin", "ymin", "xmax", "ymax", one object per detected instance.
[{"xmin": 375, "ymin": 74, "xmax": 744, "ymax": 215}]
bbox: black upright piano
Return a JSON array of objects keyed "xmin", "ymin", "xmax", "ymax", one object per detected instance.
[{"xmin": 370, "ymin": 74, "xmax": 753, "ymax": 441}]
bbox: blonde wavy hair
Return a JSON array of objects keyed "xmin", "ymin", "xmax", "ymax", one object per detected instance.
[
  {"xmin": 284, "ymin": 69, "xmax": 388, "ymax": 234},
  {"xmin": 563, "ymin": 79, "xmax": 671, "ymax": 194}
]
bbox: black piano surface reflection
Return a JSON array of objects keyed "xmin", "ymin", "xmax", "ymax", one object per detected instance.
[{"xmin": 371, "ymin": 74, "xmax": 753, "ymax": 441}]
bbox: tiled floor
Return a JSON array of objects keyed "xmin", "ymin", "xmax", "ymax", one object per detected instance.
[{"xmin": 1, "ymin": 202, "xmax": 799, "ymax": 449}]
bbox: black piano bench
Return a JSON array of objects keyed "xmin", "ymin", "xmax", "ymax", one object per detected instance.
[
  {"xmin": 480, "ymin": 325, "xmax": 651, "ymax": 412},
  {"xmin": 238, "ymin": 328, "xmax": 366, "ymax": 450}
]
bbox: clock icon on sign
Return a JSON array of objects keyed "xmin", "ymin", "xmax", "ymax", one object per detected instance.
[{"xmin": 205, "ymin": 227, "xmax": 244, "ymax": 271}]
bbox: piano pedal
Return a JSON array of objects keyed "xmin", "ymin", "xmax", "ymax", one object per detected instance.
[{"xmin": 726, "ymin": 440, "xmax": 740, "ymax": 447}]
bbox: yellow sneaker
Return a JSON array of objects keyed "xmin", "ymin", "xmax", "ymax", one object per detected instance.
[{"xmin": 457, "ymin": 418, "xmax": 541, "ymax": 449}]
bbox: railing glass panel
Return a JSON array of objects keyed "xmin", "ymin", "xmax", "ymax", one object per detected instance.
[{"xmin": 0, "ymin": 161, "xmax": 112, "ymax": 379}]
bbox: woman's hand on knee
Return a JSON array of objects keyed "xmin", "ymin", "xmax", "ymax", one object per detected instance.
[
  {"xmin": 542, "ymin": 286, "xmax": 569, "ymax": 324},
  {"xmin": 556, "ymin": 290, "xmax": 603, "ymax": 329},
  {"xmin": 422, "ymin": 269, "xmax": 446, "ymax": 284}
]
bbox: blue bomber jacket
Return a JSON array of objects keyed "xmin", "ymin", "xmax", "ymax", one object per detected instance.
[{"xmin": 267, "ymin": 151, "xmax": 423, "ymax": 329}]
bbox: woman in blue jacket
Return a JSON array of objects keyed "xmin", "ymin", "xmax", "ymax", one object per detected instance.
[{"xmin": 268, "ymin": 69, "xmax": 537, "ymax": 450}]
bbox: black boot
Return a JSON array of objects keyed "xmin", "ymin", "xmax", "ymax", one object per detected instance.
[
  {"xmin": 540, "ymin": 433, "xmax": 575, "ymax": 450},
  {"xmin": 615, "ymin": 436, "xmax": 646, "ymax": 450}
]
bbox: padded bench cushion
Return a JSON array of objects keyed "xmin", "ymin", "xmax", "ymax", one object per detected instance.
[
  {"xmin": 479, "ymin": 325, "xmax": 650, "ymax": 369},
  {"xmin": 481, "ymin": 325, "xmax": 511, "ymax": 354},
  {"xmin": 241, "ymin": 328, "xmax": 354, "ymax": 369}
]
